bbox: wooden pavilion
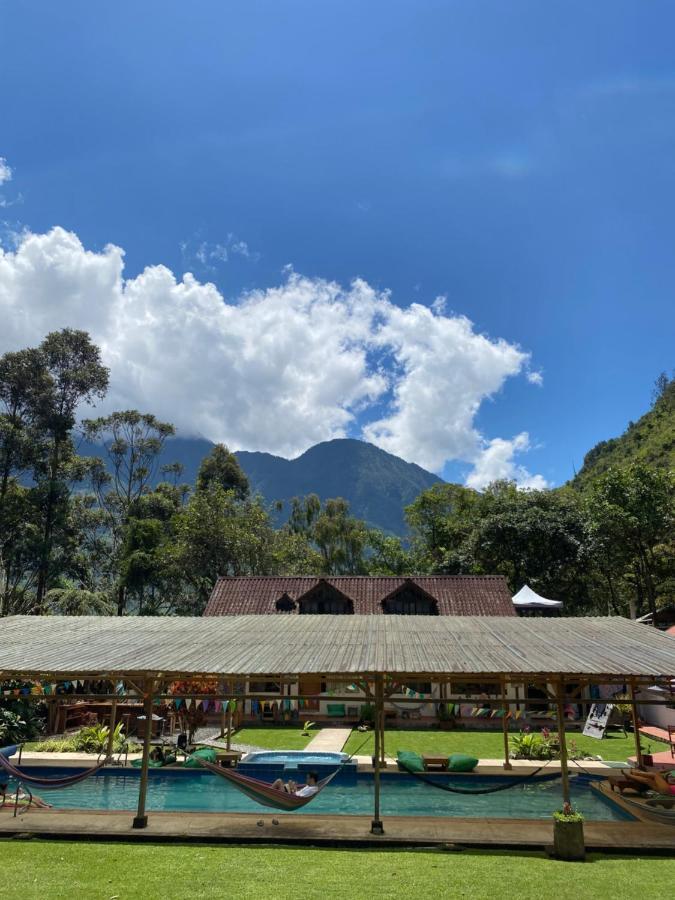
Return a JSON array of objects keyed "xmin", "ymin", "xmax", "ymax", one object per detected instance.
[{"xmin": 2, "ymin": 614, "xmax": 675, "ymax": 835}]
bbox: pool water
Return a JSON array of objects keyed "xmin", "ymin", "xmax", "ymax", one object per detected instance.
[
  {"xmin": 242, "ymin": 751, "xmax": 348, "ymax": 766},
  {"xmin": 11, "ymin": 769, "xmax": 631, "ymax": 821}
]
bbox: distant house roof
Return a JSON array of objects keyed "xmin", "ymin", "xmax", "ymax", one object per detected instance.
[
  {"xmin": 512, "ymin": 584, "xmax": 563, "ymax": 609},
  {"xmin": 203, "ymin": 576, "xmax": 516, "ymax": 617}
]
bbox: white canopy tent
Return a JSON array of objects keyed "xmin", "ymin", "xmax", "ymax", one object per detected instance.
[{"xmin": 512, "ymin": 584, "xmax": 563, "ymax": 610}]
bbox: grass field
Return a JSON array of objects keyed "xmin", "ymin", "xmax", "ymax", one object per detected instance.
[
  {"xmin": 341, "ymin": 728, "xmax": 668, "ymax": 762},
  {"xmin": 232, "ymin": 726, "xmax": 314, "ymax": 750},
  {"xmin": 2, "ymin": 841, "xmax": 674, "ymax": 900}
]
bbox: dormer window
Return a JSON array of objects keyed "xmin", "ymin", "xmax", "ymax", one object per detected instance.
[
  {"xmin": 382, "ymin": 581, "xmax": 438, "ymax": 615},
  {"xmin": 297, "ymin": 580, "xmax": 353, "ymax": 614},
  {"xmin": 275, "ymin": 593, "xmax": 296, "ymax": 613}
]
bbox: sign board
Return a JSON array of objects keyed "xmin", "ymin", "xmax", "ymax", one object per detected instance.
[{"xmin": 582, "ymin": 702, "xmax": 614, "ymax": 739}]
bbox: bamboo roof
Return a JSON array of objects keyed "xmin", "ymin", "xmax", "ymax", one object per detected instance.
[{"xmin": 2, "ymin": 615, "xmax": 675, "ymax": 682}]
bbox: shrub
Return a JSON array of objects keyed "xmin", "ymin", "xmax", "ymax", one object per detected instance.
[
  {"xmin": 509, "ymin": 730, "xmax": 558, "ymax": 760},
  {"xmin": 72, "ymin": 722, "xmax": 126, "ymax": 753},
  {"xmin": 0, "ymin": 709, "xmax": 28, "ymax": 745}
]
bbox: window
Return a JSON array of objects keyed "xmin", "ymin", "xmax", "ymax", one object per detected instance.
[
  {"xmin": 249, "ymin": 681, "xmax": 281, "ymax": 694},
  {"xmin": 275, "ymin": 593, "xmax": 296, "ymax": 613},
  {"xmin": 382, "ymin": 583, "xmax": 438, "ymax": 615},
  {"xmin": 298, "ymin": 581, "xmax": 353, "ymax": 615}
]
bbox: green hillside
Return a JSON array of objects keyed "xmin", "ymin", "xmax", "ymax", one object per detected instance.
[{"xmin": 573, "ymin": 376, "xmax": 675, "ymax": 488}]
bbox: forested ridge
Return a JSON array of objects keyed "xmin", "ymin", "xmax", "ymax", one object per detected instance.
[{"xmin": 0, "ymin": 331, "xmax": 672, "ymax": 621}]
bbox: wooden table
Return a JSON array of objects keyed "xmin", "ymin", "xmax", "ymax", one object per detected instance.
[
  {"xmin": 213, "ymin": 750, "xmax": 243, "ymax": 767},
  {"xmin": 422, "ymin": 755, "xmax": 449, "ymax": 771}
]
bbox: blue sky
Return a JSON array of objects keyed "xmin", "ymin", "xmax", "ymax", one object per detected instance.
[{"xmin": 1, "ymin": 1, "xmax": 673, "ymax": 486}]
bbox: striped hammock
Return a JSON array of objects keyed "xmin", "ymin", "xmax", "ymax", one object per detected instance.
[
  {"xmin": 196, "ymin": 758, "xmax": 341, "ymax": 811},
  {"xmin": 0, "ymin": 745, "xmax": 105, "ymax": 790}
]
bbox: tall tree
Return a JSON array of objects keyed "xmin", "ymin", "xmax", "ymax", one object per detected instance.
[
  {"xmin": 585, "ymin": 463, "xmax": 674, "ymax": 618},
  {"xmin": 82, "ymin": 411, "xmax": 175, "ymax": 614},
  {"xmin": 405, "ymin": 482, "xmax": 480, "ymax": 572},
  {"xmin": 169, "ymin": 486, "xmax": 277, "ymax": 611},
  {"xmin": 33, "ymin": 329, "xmax": 109, "ymax": 607},
  {"xmin": 288, "ymin": 495, "xmax": 370, "ymax": 575},
  {"xmin": 196, "ymin": 444, "xmax": 249, "ymax": 499}
]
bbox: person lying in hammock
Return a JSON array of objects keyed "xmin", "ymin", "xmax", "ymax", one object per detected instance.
[
  {"xmin": 0, "ymin": 781, "xmax": 52, "ymax": 809},
  {"xmin": 621, "ymin": 768, "xmax": 675, "ymax": 796},
  {"xmin": 270, "ymin": 771, "xmax": 319, "ymax": 798}
]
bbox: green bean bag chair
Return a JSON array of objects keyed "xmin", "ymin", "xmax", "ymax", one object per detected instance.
[
  {"xmin": 397, "ymin": 750, "xmax": 425, "ymax": 772},
  {"xmin": 184, "ymin": 747, "xmax": 218, "ymax": 768},
  {"xmin": 447, "ymin": 753, "xmax": 478, "ymax": 772}
]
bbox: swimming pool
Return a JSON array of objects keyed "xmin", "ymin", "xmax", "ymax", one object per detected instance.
[{"xmin": 10, "ymin": 768, "xmax": 631, "ymax": 821}]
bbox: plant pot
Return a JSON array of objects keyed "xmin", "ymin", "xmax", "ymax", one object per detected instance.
[
  {"xmin": 553, "ymin": 819, "xmax": 585, "ymax": 861},
  {"xmin": 642, "ymin": 755, "xmax": 654, "ymax": 767}
]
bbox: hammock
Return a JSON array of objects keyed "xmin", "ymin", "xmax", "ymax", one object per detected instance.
[
  {"xmin": 0, "ymin": 745, "xmax": 105, "ymax": 790},
  {"xmin": 397, "ymin": 759, "xmax": 559, "ymax": 795},
  {"xmin": 195, "ymin": 759, "xmax": 343, "ymax": 811}
]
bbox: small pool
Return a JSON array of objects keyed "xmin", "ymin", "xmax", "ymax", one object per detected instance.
[
  {"xmin": 242, "ymin": 751, "xmax": 349, "ymax": 767},
  {"xmin": 9, "ymin": 767, "xmax": 632, "ymax": 821}
]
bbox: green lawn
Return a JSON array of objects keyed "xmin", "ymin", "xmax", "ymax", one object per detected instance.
[
  {"xmin": 232, "ymin": 726, "xmax": 314, "ymax": 750},
  {"xmin": 2, "ymin": 841, "xmax": 674, "ymax": 900},
  {"xmin": 341, "ymin": 728, "xmax": 669, "ymax": 762}
]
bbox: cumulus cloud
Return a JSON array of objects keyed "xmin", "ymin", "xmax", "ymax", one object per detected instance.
[
  {"xmin": 527, "ymin": 370, "xmax": 543, "ymax": 386},
  {"xmin": 465, "ymin": 433, "xmax": 549, "ymax": 491},
  {"xmin": 0, "ymin": 226, "xmax": 545, "ymax": 483}
]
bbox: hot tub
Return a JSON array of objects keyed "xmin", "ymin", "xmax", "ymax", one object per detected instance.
[{"xmin": 241, "ymin": 750, "xmax": 349, "ymax": 766}]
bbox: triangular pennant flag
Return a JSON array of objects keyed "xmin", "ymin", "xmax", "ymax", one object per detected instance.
[
  {"xmin": 214, "ymin": 700, "xmax": 221, "ymax": 713},
  {"xmin": 202, "ymin": 699, "xmax": 210, "ymax": 712},
  {"xmin": 174, "ymin": 698, "xmax": 183, "ymax": 709}
]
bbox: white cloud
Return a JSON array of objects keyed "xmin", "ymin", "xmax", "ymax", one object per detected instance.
[
  {"xmin": 0, "ymin": 226, "xmax": 545, "ymax": 479},
  {"xmin": 527, "ymin": 370, "xmax": 543, "ymax": 386},
  {"xmin": 465, "ymin": 432, "xmax": 549, "ymax": 491},
  {"xmin": 180, "ymin": 232, "xmax": 260, "ymax": 271},
  {"xmin": 0, "ymin": 158, "xmax": 11, "ymax": 186}
]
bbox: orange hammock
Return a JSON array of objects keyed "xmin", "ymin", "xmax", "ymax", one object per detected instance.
[{"xmin": 196, "ymin": 759, "xmax": 341, "ymax": 810}]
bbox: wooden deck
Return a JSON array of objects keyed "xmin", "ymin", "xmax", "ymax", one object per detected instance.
[{"xmin": 1, "ymin": 808, "xmax": 674, "ymax": 852}]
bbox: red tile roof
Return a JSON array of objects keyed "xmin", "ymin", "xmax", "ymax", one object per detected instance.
[{"xmin": 203, "ymin": 576, "xmax": 516, "ymax": 617}]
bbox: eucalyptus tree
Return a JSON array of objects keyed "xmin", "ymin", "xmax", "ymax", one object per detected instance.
[
  {"xmin": 82, "ymin": 410, "xmax": 176, "ymax": 614},
  {"xmin": 33, "ymin": 329, "xmax": 109, "ymax": 607}
]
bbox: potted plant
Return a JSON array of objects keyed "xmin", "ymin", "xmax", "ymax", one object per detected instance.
[
  {"xmin": 552, "ymin": 803, "xmax": 585, "ymax": 861},
  {"xmin": 642, "ymin": 743, "xmax": 654, "ymax": 767}
]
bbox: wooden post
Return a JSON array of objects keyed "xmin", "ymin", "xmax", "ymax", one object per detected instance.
[
  {"xmin": 629, "ymin": 682, "xmax": 644, "ymax": 769},
  {"xmin": 219, "ymin": 695, "xmax": 227, "ymax": 740},
  {"xmin": 555, "ymin": 681, "xmax": 571, "ymax": 807},
  {"xmin": 371, "ymin": 676, "xmax": 384, "ymax": 834},
  {"xmin": 105, "ymin": 699, "xmax": 117, "ymax": 763},
  {"xmin": 132, "ymin": 680, "xmax": 154, "ymax": 829},
  {"xmin": 380, "ymin": 694, "xmax": 386, "ymax": 765},
  {"xmin": 501, "ymin": 679, "xmax": 512, "ymax": 770},
  {"xmin": 226, "ymin": 702, "xmax": 233, "ymax": 751}
]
